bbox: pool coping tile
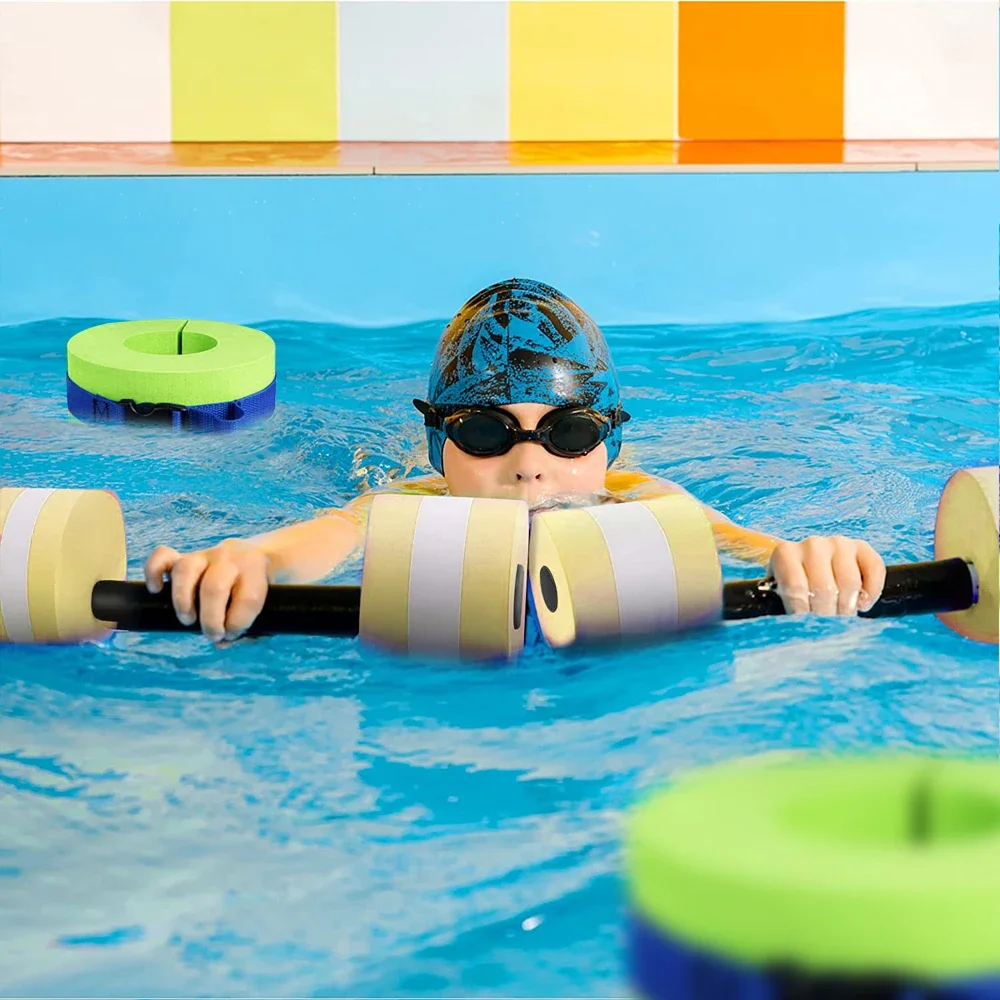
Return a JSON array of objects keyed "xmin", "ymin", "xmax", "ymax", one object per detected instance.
[{"xmin": 0, "ymin": 141, "xmax": 995, "ymax": 176}]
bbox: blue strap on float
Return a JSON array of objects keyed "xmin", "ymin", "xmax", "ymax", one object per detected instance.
[
  {"xmin": 523, "ymin": 583, "xmax": 546, "ymax": 650},
  {"xmin": 628, "ymin": 912, "xmax": 1000, "ymax": 1000},
  {"xmin": 66, "ymin": 376, "xmax": 276, "ymax": 433}
]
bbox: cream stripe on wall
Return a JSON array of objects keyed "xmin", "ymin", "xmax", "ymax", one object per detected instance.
[
  {"xmin": 0, "ymin": 1, "xmax": 995, "ymax": 143},
  {"xmin": 0, "ymin": 1, "xmax": 172, "ymax": 142},
  {"xmin": 845, "ymin": 1, "xmax": 998, "ymax": 141}
]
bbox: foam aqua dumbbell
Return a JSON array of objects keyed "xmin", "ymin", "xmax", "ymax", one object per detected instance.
[
  {"xmin": 934, "ymin": 467, "xmax": 998, "ymax": 644},
  {"xmin": 527, "ymin": 468, "xmax": 998, "ymax": 647},
  {"xmin": 0, "ymin": 488, "xmax": 126, "ymax": 643},
  {"xmin": 2, "ymin": 468, "xmax": 995, "ymax": 653},
  {"xmin": 359, "ymin": 493, "xmax": 528, "ymax": 659},
  {"xmin": 0, "ymin": 487, "xmax": 529, "ymax": 661},
  {"xmin": 528, "ymin": 493, "xmax": 723, "ymax": 647}
]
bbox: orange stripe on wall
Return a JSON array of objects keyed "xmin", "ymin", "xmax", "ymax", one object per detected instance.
[{"xmin": 679, "ymin": 1, "xmax": 845, "ymax": 142}]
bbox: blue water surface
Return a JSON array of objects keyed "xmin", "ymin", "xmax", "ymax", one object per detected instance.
[{"xmin": 0, "ymin": 303, "xmax": 997, "ymax": 997}]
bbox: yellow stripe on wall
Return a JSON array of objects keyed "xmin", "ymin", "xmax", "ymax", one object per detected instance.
[
  {"xmin": 509, "ymin": 1, "xmax": 678, "ymax": 142},
  {"xmin": 170, "ymin": 1, "xmax": 338, "ymax": 142}
]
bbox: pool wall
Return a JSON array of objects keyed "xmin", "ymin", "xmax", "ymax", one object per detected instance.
[
  {"xmin": 0, "ymin": 171, "xmax": 996, "ymax": 328},
  {"xmin": 0, "ymin": 1, "xmax": 996, "ymax": 143}
]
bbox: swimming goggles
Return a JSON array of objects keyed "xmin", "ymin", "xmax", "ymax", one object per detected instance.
[{"xmin": 413, "ymin": 399, "xmax": 630, "ymax": 459}]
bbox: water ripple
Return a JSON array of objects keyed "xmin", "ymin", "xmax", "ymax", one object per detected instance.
[{"xmin": 0, "ymin": 303, "xmax": 996, "ymax": 997}]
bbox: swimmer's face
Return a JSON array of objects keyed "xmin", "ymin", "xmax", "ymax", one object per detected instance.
[{"xmin": 442, "ymin": 402, "xmax": 609, "ymax": 506}]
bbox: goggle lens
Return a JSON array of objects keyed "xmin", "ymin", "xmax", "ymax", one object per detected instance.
[
  {"xmin": 452, "ymin": 411, "xmax": 514, "ymax": 456},
  {"xmin": 546, "ymin": 411, "xmax": 604, "ymax": 456}
]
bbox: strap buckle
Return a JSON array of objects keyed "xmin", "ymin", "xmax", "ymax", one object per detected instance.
[
  {"xmin": 119, "ymin": 398, "xmax": 190, "ymax": 427},
  {"xmin": 412, "ymin": 398, "xmax": 442, "ymax": 429},
  {"xmin": 610, "ymin": 406, "xmax": 631, "ymax": 429}
]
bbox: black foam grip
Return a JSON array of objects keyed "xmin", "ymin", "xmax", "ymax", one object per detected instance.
[
  {"xmin": 92, "ymin": 558, "xmax": 977, "ymax": 638},
  {"xmin": 92, "ymin": 581, "xmax": 362, "ymax": 637},
  {"xmin": 722, "ymin": 558, "xmax": 976, "ymax": 621}
]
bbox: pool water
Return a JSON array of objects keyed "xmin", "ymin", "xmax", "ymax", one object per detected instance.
[{"xmin": 1, "ymin": 303, "xmax": 997, "ymax": 997}]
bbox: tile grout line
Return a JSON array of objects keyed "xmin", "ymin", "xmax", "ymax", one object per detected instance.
[{"xmin": 1, "ymin": 160, "xmax": 997, "ymax": 178}]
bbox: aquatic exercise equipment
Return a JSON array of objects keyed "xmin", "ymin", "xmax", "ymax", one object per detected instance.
[
  {"xmin": 66, "ymin": 319, "xmax": 276, "ymax": 431},
  {"xmin": 530, "ymin": 466, "xmax": 997, "ymax": 648},
  {"xmin": 626, "ymin": 753, "xmax": 1000, "ymax": 998},
  {"xmin": 0, "ymin": 467, "xmax": 995, "ymax": 657},
  {"xmin": 0, "ymin": 489, "xmax": 528, "ymax": 659}
]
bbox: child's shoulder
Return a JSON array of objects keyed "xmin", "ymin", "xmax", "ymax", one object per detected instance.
[
  {"xmin": 370, "ymin": 474, "xmax": 450, "ymax": 497},
  {"xmin": 335, "ymin": 474, "xmax": 448, "ymax": 523},
  {"xmin": 606, "ymin": 470, "xmax": 733, "ymax": 526},
  {"xmin": 604, "ymin": 469, "xmax": 687, "ymax": 501}
]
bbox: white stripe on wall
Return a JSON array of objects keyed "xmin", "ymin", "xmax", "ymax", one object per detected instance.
[
  {"xmin": 338, "ymin": 1, "xmax": 508, "ymax": 141},
  {"xmin": 0, "ymin": 1, "xmax": 171, "ymax": 142},
  {"xmin": 845, "ymin": 1, "xmax": 999, "ymax": 140}
]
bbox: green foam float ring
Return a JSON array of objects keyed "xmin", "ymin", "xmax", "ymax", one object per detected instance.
[
  {"xmin": 66, "ymin": 319, "xmax": 276, "ymax": 430},
  {"xmin": 626, "ymin": 754, "xmax": 1000, "ymax": 997}
]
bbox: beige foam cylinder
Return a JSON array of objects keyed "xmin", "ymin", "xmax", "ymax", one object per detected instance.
[
  {"xmin": 358, "ymin": 493, "xmax": 529, "ymax": 661},
  {"xmin": 935, "ymin": 467, "xmax": 998, "ymax": 645},
  {"xmin": 0, "ymin": 487, "xmax": 127, "ymax": 643},
  {"xmin": 528, "ymin": 494, "xmax": 723, "ymax": 648}
]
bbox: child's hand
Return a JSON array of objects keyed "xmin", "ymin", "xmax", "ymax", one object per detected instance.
[
  {"xmin": 143, "ymin": 540, "xmax": 271, "ymax": 644},
  {"xmin": 767, "ymin": 536, "xmax": 886, "ymax": 616}
]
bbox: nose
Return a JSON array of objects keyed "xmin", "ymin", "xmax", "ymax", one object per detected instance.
[{"xmin": 507, "ymin": 443, "xmax": 546, "ymax": 483}]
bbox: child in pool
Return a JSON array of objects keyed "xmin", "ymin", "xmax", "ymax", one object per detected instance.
[{"xmin": 145, "ymin": 279, "xmax": 886, "ymax": 645}]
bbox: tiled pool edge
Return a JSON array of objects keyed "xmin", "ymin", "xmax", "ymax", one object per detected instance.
[{"xmin": 0, "ymin": 141, "xmax": 996, "ymax": 177}]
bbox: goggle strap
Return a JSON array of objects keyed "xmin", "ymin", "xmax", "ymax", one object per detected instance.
[
  {"xmin": 412, "ymin": 398, "xmax": 443, "ymax": 429},
  {"xmin": 416, "ymin": 399, "xmax": 629, "ymax": 435}
]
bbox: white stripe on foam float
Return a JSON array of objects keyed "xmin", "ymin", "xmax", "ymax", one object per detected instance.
[
  {"xmin": 407, "ymin": 495, "xmax": 474, "ymax": 657},
  {"xmin": 0, "ymin": 488, "xmax": 55, "ymax": 643},
  {"xmin": 586, "ymin": 501, "xmax": 679, "ymax": 637}
]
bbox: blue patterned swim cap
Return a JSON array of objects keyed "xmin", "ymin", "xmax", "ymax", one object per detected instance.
[{"xmin": 423, "ymin": 278, "xmax": 624, "ymax": 475}]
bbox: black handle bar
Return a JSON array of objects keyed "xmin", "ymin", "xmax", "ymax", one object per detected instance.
[{"xmin": 91, "ymin": 558, "xmax": 977, "ymax": 638}]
